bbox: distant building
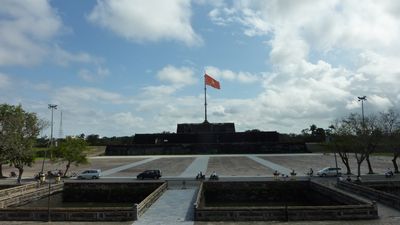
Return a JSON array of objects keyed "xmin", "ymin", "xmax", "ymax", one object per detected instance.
[{"xmin": 105, "ymin": 121, "xmax": 307, "ymax": 155}]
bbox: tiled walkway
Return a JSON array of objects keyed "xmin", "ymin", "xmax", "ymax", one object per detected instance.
[
  {"xmin": 247, "ymin": 155, "xmax": 292, "ymax": 175},
  {"xmin": 179, "ymin": 156, "xmax": 209, "ymax": 178},
  {"xmin": 102, "ymin": 158, "xmax": 158, "ymax": 176}
]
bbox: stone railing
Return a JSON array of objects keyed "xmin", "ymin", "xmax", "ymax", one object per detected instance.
[
  {"xmin": 312, "ymin": 181, "xmax": 364, "ymax": 205},
  {"xmin": 337, "ymin": 180, "xmax": 400, "ymax": 210},
  {"xmin": 195, "ymin": 203, "xmax": 378, "ymax": 221},
  {"xmin": 136, "ymin": 182, "xmax": 167, "ymax": 217},
  {"xmin": 193, "ymin": 181, "xmax": 203, "ymax": 211},
  {"xmin": 0, "ymin": 207, "xmax": 136, "ymax": 221},
  {"xmin": 0, "ymin": 183, "xmax": 63, "ymax": 209},
  {"xmin": 0, "ymin": 182, "xmax": 38, "ymax": 200}
]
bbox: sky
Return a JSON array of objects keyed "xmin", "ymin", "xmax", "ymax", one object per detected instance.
[{"xmin": 1, "ymin": 0, "xmax": 400, "ymax": 138}]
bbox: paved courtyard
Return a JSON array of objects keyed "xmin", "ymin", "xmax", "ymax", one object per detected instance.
[{"xmin": 1, "ymin": 153, "xmax": 400, "ymax": 225}]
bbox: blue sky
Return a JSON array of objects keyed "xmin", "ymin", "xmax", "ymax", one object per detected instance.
[{"xmin": 1, "ymin": 0, "xmax": 400, "ymax": 137}]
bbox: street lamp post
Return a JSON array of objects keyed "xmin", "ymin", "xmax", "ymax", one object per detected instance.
[
  {"xmin": 327, "ymin": 125, "xmax": 339, "ymax": 181},
  {"xmin": 48, "ymin": 104, "xmax": 57, "ymax": 154},
  {"xmin": 48, "ymin": 177, "xmax": 51, "ymax": 221},
  {"xmin": 358, "ymin": 96, "xmax": 367, "ymax": 128},
  {"xmin": 40, "ymin": 104, "xmax": 57, "ymax": 179}
]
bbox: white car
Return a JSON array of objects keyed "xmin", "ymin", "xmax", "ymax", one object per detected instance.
[
  {"xmin": 317, "ymin": 167, "xmax": 341, "ymax": 177},
  {"xmin": 77, "ymin": 169, "xmax": 101, "ymax": 179}
]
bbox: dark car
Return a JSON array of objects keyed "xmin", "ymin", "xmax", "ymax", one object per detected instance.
[{"xmin": 137, "ymin": 170, "xmax": 162, "ymax": 180}]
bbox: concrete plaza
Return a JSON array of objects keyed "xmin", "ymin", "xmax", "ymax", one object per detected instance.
[{"xmin": 1, "ymin": 153, "xmax": 400, "ymax": 225}]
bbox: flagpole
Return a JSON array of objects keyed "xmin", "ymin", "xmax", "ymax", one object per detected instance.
[{"xmin": 204, "ymin": 74, "xmax": 207, "ymax": 122}]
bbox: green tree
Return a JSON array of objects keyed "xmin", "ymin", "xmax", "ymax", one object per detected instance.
[
  {"xmin": 301, "ymin": 124, "xmax": 326, "ymax": 142},
  {"xmin": 55, "ymin": 136, "xmax": 89, "ymax": 177},
  {"xmin": 333, "ymin": 113, "xmax": 381, "ymax": 177},
  {"xmin": 363, "ymin": 114, "xmax": 382, "ymax": 174},
  {"xmin": 329, "ymin": 120, "xmax": 353, "ymax": 175},
  {"xmin": 86, "ymin": 134, "xmax": 100, "ymax": 146},
  {"xmin": 0, "ymin": 104, "xmax": 14, "ymax": 178},
  {"xmin": 379, "ymin": 109, "xmax": 400, "ymax": 173},
  {"xmin": 0, "ymin": 104, "xmax": 45, "ymax": 181}
]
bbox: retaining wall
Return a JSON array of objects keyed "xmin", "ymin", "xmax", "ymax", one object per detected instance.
[
  {"xmin": 0, "ymin": 181, "xmax": 166, "ymax": 221},
  {"xmin": 194, "ymin": 181, "xmax": 378, "ymax": 221},
  {"xmin": 337, "ymin": 180, "xmax": 400, "ymax": 210},
  {"xmin": 106, "ymin": 142, "xmax": 307, "ymax": 155},
  {"xmin": 0, "ymin": 207, "xmax": 136, "ymax": 221}
]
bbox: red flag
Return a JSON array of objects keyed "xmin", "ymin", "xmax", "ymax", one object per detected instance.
[{"xmin": 204, "ymin": 74, "xmax": 220, "ymax": 89}]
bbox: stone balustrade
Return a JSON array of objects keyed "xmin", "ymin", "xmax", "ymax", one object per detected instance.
[{"xmin": 0, "ymin": 183, "xmax": 63, "ymax": 209}]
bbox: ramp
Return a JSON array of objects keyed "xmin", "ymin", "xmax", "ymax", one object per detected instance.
[{"xmin": 133, "ymin": 187, "xmax": 197, "ymax": 225}]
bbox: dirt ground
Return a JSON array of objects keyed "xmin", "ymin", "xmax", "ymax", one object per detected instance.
[{"xmin": 207, "ymin": 156, "xmax": 275, "ymax": 176}]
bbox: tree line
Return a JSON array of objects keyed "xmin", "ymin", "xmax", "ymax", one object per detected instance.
[
  {"xmin": 328, "ymin": 109, "xmax": 400, "ymax": 177},
  {"xmin": 0, "ymin": 104, "xmax": 89, "ymax": 181},
  {"xmin": 35, "ymin": 134, "xmax": 134, "ymax": 147}
]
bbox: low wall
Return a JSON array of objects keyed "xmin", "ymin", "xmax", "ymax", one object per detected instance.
[
  {"xmin": 63, "ymin": 181, "xmax": 163, "ymax": 203},
  {"xmin": 0, "ymin": 207, "xmax": 136, "ymax": 221},
  {"xmin": 0, "ymin": 183, "xmax": 38, "ymax": 201},
  {"xmin": 0, "ymin": 181, "xmax": 166, "ymax": 221},
  {"xmin": 194, "ymin": 181, "xmax": 378, "ymax": 221},
  {"xmin": 337, "ymin": 180, "xmax": 400, "ymax": 210},
  {"xmin": 106, "ymin": 142, "xmax": 307, "ymax": 155},
  {"xmin": 0, "ymin": 183, "xmax": 63, "ymax": 208}
]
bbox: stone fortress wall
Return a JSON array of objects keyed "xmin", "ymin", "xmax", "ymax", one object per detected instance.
[{"xmin": 106, "ymin": 122, "xmax": 307, "ymax": 155}]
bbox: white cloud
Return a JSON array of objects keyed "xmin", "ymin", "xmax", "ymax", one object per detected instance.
[
  {"xmin": 357, "ymin": 51, "xmax": 400, "ymax": 86},
  {"xmin": 368, "ymin": 95, "xmax": 393, "ymax": 111},
  {"xmin": 156, "ymin": 65, "xmax": 197, "ymax": 87},
  {"xmin": 110, "ymin": 112, "xmax": 144, "ymax": 127},
  {"xmin": 141, "ymin": 85, "xmax": 178, "ymax": 97},
  {"xmin": 0, "ymin": 0, "xmax": 62, "ymax": 66},
  {"xmin": 0, "ymin": 73, "xmax": 10, "ymax": 88},
  {"xmin": 201, "ymin": 1, "xmax": 400, "ymax": 131},
  {"xmin": 88, "ymin": 0, "xmax": 202, "ymax": 46},
  {"xmin": 0, "ymin": 0, "xmax": 103, "ymax": 69},
  {"xmin": 52, "ymin": 46, "xmax": 103, "ymax": 66},
  {"xmin": 205, "ymin": 66, "xmax": 261, "ymax": 83},
  {"xmin": 54, "ymin": 87, "xmax": 124, "ymax": 109},
  {"xmin": 78, "ymin": 66, "xmax": 110, "ymax": 82}
]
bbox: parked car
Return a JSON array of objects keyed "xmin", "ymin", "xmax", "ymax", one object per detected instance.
[
  {"xmin": 317, "ymin": 167, "xmax": 341, "ymax": 177},
  {"xmin": 137, "ymin": 170, "xmax": 162, "ymax": 180},
  {"xmin": 77, "ymin": 169, "xmax": 101, "ymax": 179}
]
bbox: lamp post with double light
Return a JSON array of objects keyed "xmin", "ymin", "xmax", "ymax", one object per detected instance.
[{"xmin": 358, "ymin": 96, "xmax": 367, "ymax": 128}]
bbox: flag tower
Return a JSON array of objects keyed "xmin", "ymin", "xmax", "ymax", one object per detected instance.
[{"xmin": 204, "ymin": 73, "xmax": 220, "ymax": 122}]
